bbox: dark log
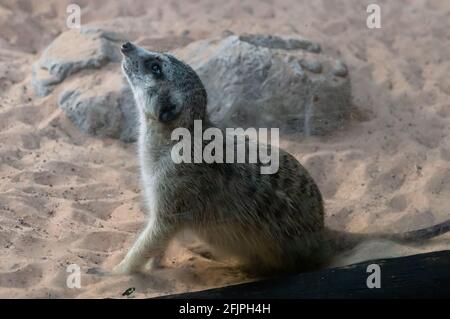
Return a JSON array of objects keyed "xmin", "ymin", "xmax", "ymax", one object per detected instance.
[{"xmin": 158, "ymin": 250, "xmax": 450, "ymax": 299}]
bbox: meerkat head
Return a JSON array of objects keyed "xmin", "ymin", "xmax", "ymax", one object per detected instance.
[{"xmin": 121, "ymin": 42, "xmax": 207, "ymax": 128}]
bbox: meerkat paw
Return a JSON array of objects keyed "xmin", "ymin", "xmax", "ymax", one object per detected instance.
[{"xmin": 111, "ymin": 260, "xmax": 142, "ymax": 276}]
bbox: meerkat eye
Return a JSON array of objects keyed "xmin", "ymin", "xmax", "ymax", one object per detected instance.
[
  {"xmin": 151, "ymin": 63, "xmax": 161, "ymax": 75},
  {"xmin": 145, "ymin": 60, "xmax": 162, "ymax": 76}
]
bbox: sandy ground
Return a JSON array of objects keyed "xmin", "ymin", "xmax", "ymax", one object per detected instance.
[{"xmin": 0, "ymin": 0, "xmax": 449, "ymax": 298}]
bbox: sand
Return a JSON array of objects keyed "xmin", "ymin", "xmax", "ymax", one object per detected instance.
[{"xmin": 0, "ymin": 0, "xmax": 449, "ymax": 298}]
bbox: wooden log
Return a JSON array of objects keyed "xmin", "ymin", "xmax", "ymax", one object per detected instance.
[{"xmin": 159, "ymin": 250, "xmax": 450, "ymax": 299}]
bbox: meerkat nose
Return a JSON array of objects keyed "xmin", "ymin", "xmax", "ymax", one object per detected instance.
[{"xmin": 121, "ymin": 42, "xmax": 135, "ymax": 55}]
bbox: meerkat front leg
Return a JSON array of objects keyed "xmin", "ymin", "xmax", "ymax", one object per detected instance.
[{"xmin": 112, "ymin": 218, "xmax": 174, "ymax": 275}]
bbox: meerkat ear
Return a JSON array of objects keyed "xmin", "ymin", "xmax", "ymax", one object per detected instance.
[{"xmin": 156, "ymin": 90, "xmax": 181, "ymax": 123}]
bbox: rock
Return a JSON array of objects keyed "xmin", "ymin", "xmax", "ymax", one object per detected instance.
[
  {"xmin": 332, "ymin": 60, "xmax": 348, "ymax": 77},
  {"xmin": 57, "ymin": 68, "xmax": 137, "ymax": 142},
  {"xmin": 33, "ymin": 30, "xmax": 352, "ymax": 141},
  {"xmin": 31, "ymin": 27, "xmax": 136, "ymax": 141},
  {"xmin": 238, "ymin": 34, "xmax": 321, "ymax": 53},
  {"xmin": 176, "ymin": 34, "xmax": 352, "ymax": 135},
  {"xmin": 299, "ymin": 59, "xmax": 323, "ymax": 74},
  {"xmin": 32, "ymin": 27, "xmax": 124, "ymax": 96}
]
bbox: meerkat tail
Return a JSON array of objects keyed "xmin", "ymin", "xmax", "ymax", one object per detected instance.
[
  {"xmin": 324, "ymin": 219, "xmax": 450, "ymax": 253},
  {"xmin": 386, "ymin": 219, "xmax": 450, "ymax": 242}
]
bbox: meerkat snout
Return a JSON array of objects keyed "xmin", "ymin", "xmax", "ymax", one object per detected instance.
[
  {"xmin": 120, "ymin": 41, "xmax": 134, "ymax": 53},
  {"xmin": 121, "ymin": 42, "xmax": 207, "ymax": 127}
]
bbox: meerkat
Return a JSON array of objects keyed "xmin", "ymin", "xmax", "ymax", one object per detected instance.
[{"xmin": 114, "ymin": 42, "xmax": 450, "ymax": 276}]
